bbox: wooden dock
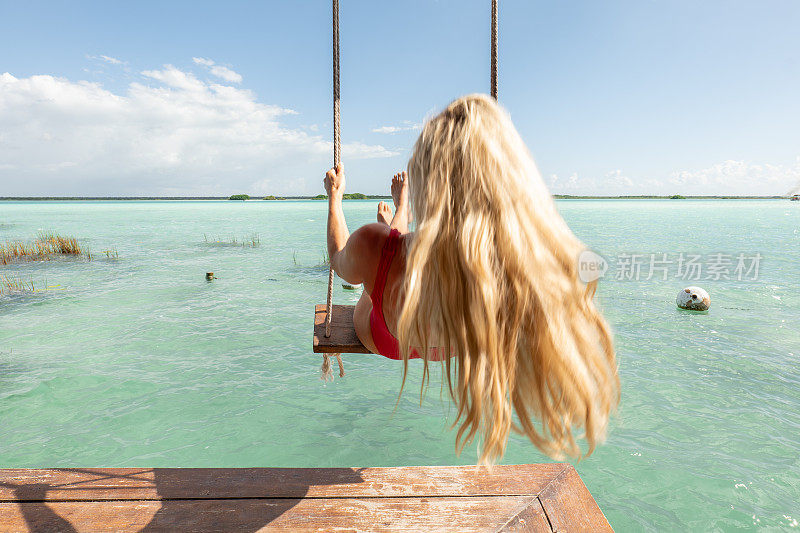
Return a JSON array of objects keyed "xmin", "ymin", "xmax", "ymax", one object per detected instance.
[{"xmin": 0, "ymin": 464, "xmax": 611, "ymax": 531}]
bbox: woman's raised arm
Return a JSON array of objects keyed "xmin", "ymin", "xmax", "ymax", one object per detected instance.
[{"xmin": 324, "ymin": 164, "xmax": 383, "ymax": 288}]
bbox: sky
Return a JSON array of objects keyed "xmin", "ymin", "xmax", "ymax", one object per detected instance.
[{"xmin": 1, "ymin": 0, "xmax": 799, "ymax": 197}]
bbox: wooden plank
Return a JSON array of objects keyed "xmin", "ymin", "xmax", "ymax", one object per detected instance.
[
  {"xmin": 0, "ymin": 464, "xmax": 568, "ymax": 501},
  {"xmin": 0, "ymin": 465, "xmax": 613, "ymax": 531},
  {"xmin": 313, "ymin": 304, "xmax": 370, "ymax": 353},
  {"xmin": 0, "ymin": 496, "xmax": 550, "ymax": 532},
  {"xmin": 498, "ymin": 498, "xmax": 552, "ymax": 532},
  {"xmin": 537, "ymin": 464, "xmax": 612, "ymax": 532}
]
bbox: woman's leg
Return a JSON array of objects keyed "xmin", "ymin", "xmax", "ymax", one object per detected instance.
[
  {"xmin": 376, "ymin": 201, "xmax": 392, "ymax": 225},
  {"xmin": 390, "ymin": 171, "xmax": 411, "ymax": 233},
  {"xmin": 353, "ymin": 289, "xmax": 378, "ymax": 354}
]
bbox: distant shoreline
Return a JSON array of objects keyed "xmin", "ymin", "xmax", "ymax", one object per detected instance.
[
  {"xmin": 0, "ymin": 195, "xmax": 789, "ymax": 201},
  {"xmin": 0, "ymin": 196, "xmax": 392, "ymax": 201},
  {"xmin": 554, "ymin": 195, "xmax": 787, "ymax": 199}
]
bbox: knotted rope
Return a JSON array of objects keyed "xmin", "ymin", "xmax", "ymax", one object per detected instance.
[
  {"xmin": 322, "ymin": 0, "xmax": 344, "ymax": 381},
  {"xmin": 491, "ymin": 0, "xmax": 498, "ymax": 99}
]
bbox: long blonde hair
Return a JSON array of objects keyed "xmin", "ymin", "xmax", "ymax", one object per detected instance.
[{"xmin": 398, "ymin": 94, "xmax": 619, "ymax": 464}]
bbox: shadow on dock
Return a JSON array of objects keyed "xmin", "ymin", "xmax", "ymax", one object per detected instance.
[
  {"xmin": 1, "ymin": 464, "xmax": 611, "ymax": 531},
  {"xmin": 140, "ymin": 468, "xmax": 366, "ymax": 532},
  {"xmin": 1, "ymin": 467, "xmax": 366, "ymax": 532},
  {"xmin": 1, "ymin": 481, "xmax": 77, "ymax": 533}
]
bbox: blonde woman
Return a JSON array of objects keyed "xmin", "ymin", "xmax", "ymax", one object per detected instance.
[{"xmin": 324, "ymin": 94, "xmax": 619, "ymax": 464}]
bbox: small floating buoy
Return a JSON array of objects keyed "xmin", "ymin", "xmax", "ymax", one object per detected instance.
[
  {"xmin": 677, "ymin": 286, "xmax": 710, "ymax": 311},
  {"xmin": 342, "ymin": 283, "xmax": 361, "ymax": 290},
  {"xmin": 206, "ymin": 272, "xmax": 216, "ymax": 281}
]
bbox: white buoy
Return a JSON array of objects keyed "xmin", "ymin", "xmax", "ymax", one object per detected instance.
[{"xmin": 677, "ymin": 286, "xmax": 710, "ymax": 311}]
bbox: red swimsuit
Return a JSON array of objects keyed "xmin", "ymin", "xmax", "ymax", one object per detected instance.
[{"xmin": 368, "ymin": 229, "xmax": 421, "ymax": 360}]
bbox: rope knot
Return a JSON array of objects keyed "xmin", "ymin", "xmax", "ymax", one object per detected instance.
[{"xmin": 320, "ymin": 353, "xmax": 345, "ymax": 382}]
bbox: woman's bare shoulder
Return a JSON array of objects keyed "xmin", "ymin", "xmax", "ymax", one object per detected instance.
[
  {"xmin": 336, "ymin": 223, "xmax": 391, "ymax": 288},
  {"xmin": 348, "ymin": 223, "xmax": 390, "ymax": 260}
]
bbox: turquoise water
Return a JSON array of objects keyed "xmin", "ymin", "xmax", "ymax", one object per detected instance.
[{"xmin": 0, "ymin": 199, "xmax": 798, "ymax": 531}]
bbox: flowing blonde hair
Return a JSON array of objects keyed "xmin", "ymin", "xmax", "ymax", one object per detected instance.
[{"xmin": 398, "ymin": 94, "xmax": 619, "ymax": 464}]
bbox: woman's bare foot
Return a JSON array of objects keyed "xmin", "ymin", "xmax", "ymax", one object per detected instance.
[
  {"xmin": 390, "ymin": 172, "xmax": 410, "ymax": 233},
  {"xmin": 391, "ymin": 172, "xmax": 408, "ymax": 209},
  {"xmin": 377, "ymin": 201, "xmax": 393, "ymax": 225}
]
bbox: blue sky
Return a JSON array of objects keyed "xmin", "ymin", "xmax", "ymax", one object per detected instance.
[{"xmin": 1, "ymin": 0, "xmax": 799, "ymax": 196}]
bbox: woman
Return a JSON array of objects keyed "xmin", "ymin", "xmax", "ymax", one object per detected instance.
[{"xmin": 324, "ymin": 94, "xmax": 619, "ymax": 464}]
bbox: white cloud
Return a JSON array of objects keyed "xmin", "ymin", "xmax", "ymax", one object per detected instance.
[
  {"xmin": 192, "ymin": 57, "xmax": 243, "ymax": 84},
  {"xmin": 0, "ymin": 65, "xmax": 396, "ymax": 196},
  {"xmin": 100, "ymin": 55, "xmax": 123, "ymax": 65},
  {"xmin": 210, "ymin": 66, "xmax": 242, "ymax": 84},
  {"xmin": 372, "ymin": 121, "xmax": 421, "ymax": 134},
  {"xmin": 87, "ymin": 54, "xmax": 126, "ymax": 66},
  {"xmin": 546, "ymin": 169, "xmax": 640, "ymax": 195},
  {"xmin": 546, "ymin": 172, "xmax": 586, "ymax": 192},
  {"xmin": 142, "ymin": 65, "xmax": 206, "ymax": 91},
  {"xmin": 342, "ymin": 141, "xmax": 399, "ymax": 159},
  {"xmin": 545, "ymin": 158, "xmax": 800, "ymax": 196},
  {"xmin": 668, "ymin": 159, "xmax": 800, "ymax": 195},
  {"xmin": 603, "ymin": 169, "xmax": 634, "ymax": 189},
  {"xmin": 192, "ymin": 57, "xmax": 214, "ymax": 67}
]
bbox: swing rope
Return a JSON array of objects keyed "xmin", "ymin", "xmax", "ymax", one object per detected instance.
[
  {"xmin": 491, "ymin": 0, "xmax": 498, "ymax": 99},
  {"xmin": 322, "ymin": 0, "xmax": 344, "ymax": 381}
]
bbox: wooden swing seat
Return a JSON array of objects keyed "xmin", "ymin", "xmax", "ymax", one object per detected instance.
[{"xmin": 313, "ymin": 304, "xmax": 370, "ymax": 353}]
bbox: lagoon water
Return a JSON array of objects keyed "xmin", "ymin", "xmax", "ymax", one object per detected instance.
[{"xmin": 0, "ymin": 199, "xmax": 798, "ymax": 530}]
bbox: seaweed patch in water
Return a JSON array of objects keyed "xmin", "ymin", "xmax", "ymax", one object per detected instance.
[
  {"xmin": 292, "ymin": 249, "xmax": 329, "ymax": 267},
  {"xmin": 1, "ymin": 232, "xmax": 92, "ymax": 264},
  {"xmin": 0, "ymin": 275, "xmax": 63, "ymax": 296},
  {"xmin": 101, "ymin": 247, "xmax": 120, "ymax": 259},
  {"xmin": 203, "ymin": 233, "xmax": 261, "ymax": 248}
]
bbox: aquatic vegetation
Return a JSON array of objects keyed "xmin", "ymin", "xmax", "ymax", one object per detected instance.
[
  {"xmin": 0, "ymin": 275, "xmax": 36, "ymax": 295},
  {"xmin": 203, "ymin": 233, "xmax": 260, "ymax": 248},
  {"xmin": 0, "ymin": 275, "xmax": 63, "ymax": 296},
  {"xmin": 101, "ymin": 247, "xmax": 119, "ymax": 259},
  {"xmin": 229, "ymin": 194, "xmax": 250, "ymax": 201},
  {"xmin": 290, "ymin": 249, "xmax": 330, "ymax": 271},
  {"xmin": 0, "ymin": 233, "xmax": 91, "ymax": 265},
  {"xmin": 319, "ymin": 249, "xmax": 330, "ymax": 266}
]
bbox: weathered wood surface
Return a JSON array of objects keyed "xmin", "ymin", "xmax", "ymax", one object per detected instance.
[
  {"xmin": 538, "ymin": 464, "xmax": 611, "ymax": 531},
  {"xmin": 0, "ymin": 497, "xmax": 551, "ymax": 532},
  {"xmin": 313, "ymin": 303, "xmax": 370, "ymax": 353},
  {"xmin": 0, "ymin": 464, "xmax": 611, "ymax": 532}
]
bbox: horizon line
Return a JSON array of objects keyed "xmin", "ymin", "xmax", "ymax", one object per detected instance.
[{"xmin": 0, "ymin": 195, "xmax": 792, "ymax": 201}]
